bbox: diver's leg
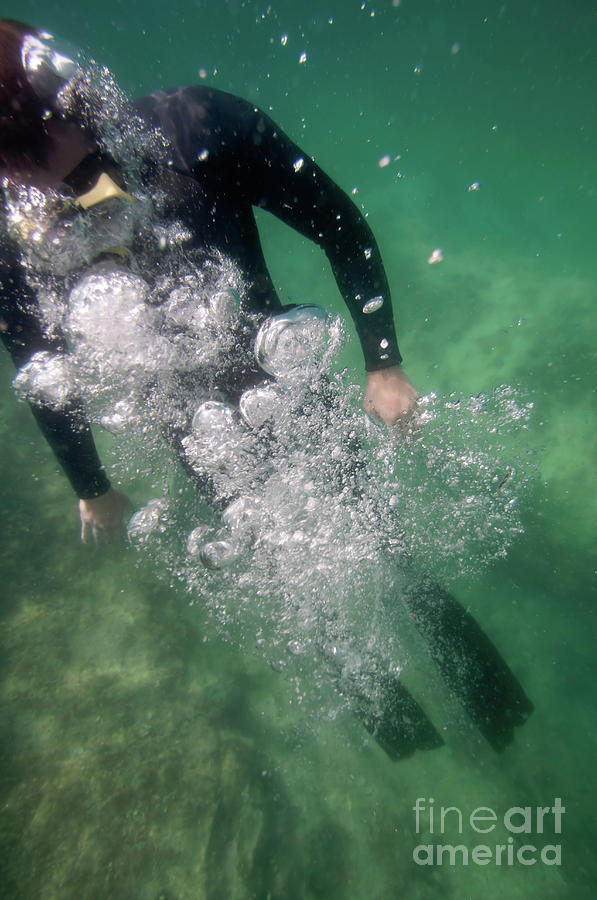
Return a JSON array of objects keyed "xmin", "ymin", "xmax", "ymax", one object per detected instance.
[
  {"xmin": 273, "ymin": 377, "xmax": 533, "ymax": 755},
  {"xmin": 322, "ymin": 378, "xmax": 535, "ymax": 752}
]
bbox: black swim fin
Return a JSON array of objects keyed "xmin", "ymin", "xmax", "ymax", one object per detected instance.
[
  {"xmin": 332, "ymin": 664, "xmax": 444, "ymax": 761},
  {"xmin": 352, "ymin": 671, "xmax": 444, "ymax": 760},
  {"xmin": 402, "ymin": 580, "xmax": 533, "ymax": 752}
]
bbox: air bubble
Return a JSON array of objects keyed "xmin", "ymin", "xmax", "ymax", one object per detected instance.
[
  {"xmin": 209, "ymin": 288, "xmax": 239, "ymax": 323},
  {"xmin": 187, "ymin": 525, "xmax": 212, "ymax": 556},
  {"xmin": 254, "ymin": 305, "xmax": 336, "ymax": 380},
  {"xmin": 362, "ymin": 296, "xmax": 384, "ymax": 314},
  {"xmin": 222, "ymin": 497, "xmax": 262, "ymax": 544},
  {"xmin": 13, "ymin": 351, "xmax": 76, "ymax": 409},
  {"xmin": 127, "ymin": 499, "xmax": 169, "ymax": 546},
  {"xmin": 239, "ymin": 384, "xmax": 284, "ymax": 429},
  {"xmin": 200, "ymin": 540, "xmax": 237, "ymax": 569}
]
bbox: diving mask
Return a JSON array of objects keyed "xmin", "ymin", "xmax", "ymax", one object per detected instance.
[{"xmin": 21, "ymin": 31, "xmax": 83, "ymax": 121}]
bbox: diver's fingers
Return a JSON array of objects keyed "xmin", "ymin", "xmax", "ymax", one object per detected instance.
[
  {"xmin": 394, "ymin": 403, "xmax": 420, "ymax": 437},
  {"xmin": 366, "ymin": 401, "xmax": 420, "ymax": 438},
  {"xmin": 81, "ymin": 518, "xmax": 92, "ymax": 544},
  {"xmin": 363, "ymin": 397, "xmax": 384, "ymax": 426}
]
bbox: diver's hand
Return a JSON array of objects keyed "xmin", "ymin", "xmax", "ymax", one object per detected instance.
[
  {"xmin": 364, "ymin": 365, "xmax": 419, "ymax": 427},
  {"xmin": 79, "ymin": 487, "xmax": 132, "ymax": 544}
]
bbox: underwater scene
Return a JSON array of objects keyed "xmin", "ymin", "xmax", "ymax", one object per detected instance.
[{"xmin": 0, "ymin": 1, "xmax": 595, "ymax": 898}]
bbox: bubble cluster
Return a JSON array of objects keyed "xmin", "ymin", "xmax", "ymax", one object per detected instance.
[
  {"xmin": 7, "ymin": 78, "xmax": 535, "ymax": 718},
  {"xmin": 14, "ymin": 225, "xmax": 535, "ymax": 713}
]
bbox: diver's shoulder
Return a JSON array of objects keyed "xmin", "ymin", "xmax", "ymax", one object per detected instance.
[
  {"xmin": 132, "ymin": 85, "xmax": 257, "ymax": 128},
  {"xmin": 131, "ymin": 86, "xmax": 264, "ymax": 173}
]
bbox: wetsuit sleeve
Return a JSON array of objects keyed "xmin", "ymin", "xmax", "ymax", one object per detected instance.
[
  {"xmin": 0, "ymin": 214, "xmax": 111, "ymax": 500},
  {"xmin": 135, "ymin": 86, "xmax": 402, "ymax": 370},
  {"xmin": 236, "ymin": 107, "xmax": 402, "ymax": 371}
]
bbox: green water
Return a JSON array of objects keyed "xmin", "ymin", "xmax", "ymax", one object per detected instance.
[{"xmin": 1, "ymin": 1, "xmax": 596, "ymax": 897}]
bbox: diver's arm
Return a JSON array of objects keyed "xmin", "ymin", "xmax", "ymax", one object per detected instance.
[
  {"xmin": 0, "ymin": 216, "xmax": 115, "ymax": 508},
  {"xmin": 237, "ymin": 106, "xmax": 418, "ymax": 423},
  {"xmin": 136, "ymin": 87, "xmax": 417, "ymax": 423},
  {"xmin": 0, "ymin": 291, "xmax": 130, "ymax": 538},
  {"xmin": 143, "ymin": 88, "xmax": 405, "ymax": 372}
]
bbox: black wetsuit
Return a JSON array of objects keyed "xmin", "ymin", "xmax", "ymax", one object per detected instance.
[{"xmin": 0, "ymin": 85, "xmax": 401, "ymax": 499}]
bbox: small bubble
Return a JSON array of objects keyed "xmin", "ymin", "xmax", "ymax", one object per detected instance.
[
  {"xmin": 198, "ymin": 68, "xmax": 207, "ymax": 79},
  {"xmin": 378, "ymin": 154, "xmax": 392, "ymax": 168},
  {"xmin": 380, "ymin": 338, "xmax": 389, "ymax": 349},
  {"xmin": 427, "ymin": 248, "xmax": 443, "ymax": 265},
  {"xmin": 293, "ymin": 157, "xmax": 304, "ymax": 173},
  {"xmin": 299, "ymin": 51, "xmax": 307, "ymax": 64},
  {"xmin": 197, "ymin": 148, "xmax": 209, "ymax": 161},
  {"xmin": 451, "ymin": 42, "xmax": 461, "ymax": 54},
  {"xmin": 281, "ymin": 33, "xmax": 288, "ymax": 45},
  {"xmin": 468, "ymin": 181, "xmax": 481, "ymax": 192},
  {"xmin": 362, "ymin": 296, "xmax": 384, "ymax": 314},
  {"xmin": 364, "ymin": 247, "xmax": 372, "ymax": 259}
]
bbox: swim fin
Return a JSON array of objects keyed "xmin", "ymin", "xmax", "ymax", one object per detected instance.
[
  {"xmin": 331, "ymin": 663, "xmax": 444, "ymax": 761},
  {"xmin": 352, "ymin": 671, "xmax": 445, "ymax": 760},
  {"xmin": 402, "ymin": 580, "xmax": 534, "ymax": 752}
]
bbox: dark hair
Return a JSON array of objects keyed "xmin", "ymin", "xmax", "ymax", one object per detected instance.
[{"xmin": 0, "ymin": 19, "xmax": 53, "ymax": 167}]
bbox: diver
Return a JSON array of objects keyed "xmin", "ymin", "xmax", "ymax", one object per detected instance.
[
  {"xmin": 0, "ymin": 19, "xmax": 417, "ymax": 541},
  {"xmin": 0, "ymin": 20, "xmax": 533, "ymax": 760}
]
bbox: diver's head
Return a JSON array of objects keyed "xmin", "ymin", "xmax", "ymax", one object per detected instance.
[{"xmin": 0, "ymin": 19, "xmax": 97, "ymax": 186}]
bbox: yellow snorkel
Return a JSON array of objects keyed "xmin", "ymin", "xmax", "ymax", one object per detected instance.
[
  {"xmin": 74, "ymin": 171, "xmax": 135, "ymax": 261},
  {"xmin": 76, "ymin": 171, "xmax": 134, "ymax": 210},
  {"xmin": 4, "ymin": 170, "xmax": 138, "ymax": 273}
]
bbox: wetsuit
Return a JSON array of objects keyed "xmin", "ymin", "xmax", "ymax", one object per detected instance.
[{"xmin": 0, "ymin": 85, "xmax": 401, "ymax": 499}]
